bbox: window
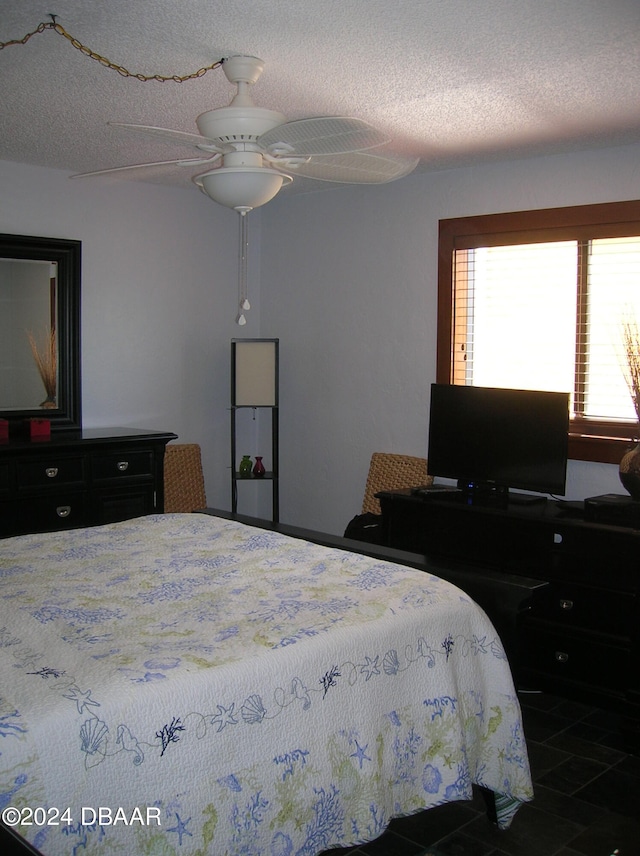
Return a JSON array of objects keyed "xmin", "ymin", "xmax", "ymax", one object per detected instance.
[{"xmin": 437, "ymin": 201, "xmax": 640, "ymax": 463}]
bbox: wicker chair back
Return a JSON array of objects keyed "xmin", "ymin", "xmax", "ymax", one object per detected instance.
[
  {"xmin": 361, "ymin": 452, "xmax": 431, "ymax": 515},
  {"xmin": 164, "ymin": 443, "xmax": 207, "ymax": 513}
]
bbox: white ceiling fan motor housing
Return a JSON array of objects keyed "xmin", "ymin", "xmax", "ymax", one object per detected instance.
[
  {"xmin": 196, "ymin": 106, "xmax": 286, "ymax": 144},
  {"xmin": 197, "ymin": 55, "xmax": 285, "ymax": 144}
]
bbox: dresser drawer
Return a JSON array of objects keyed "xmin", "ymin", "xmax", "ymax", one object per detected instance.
[
  {"xmin": 535, "ymin": 581, "xmax": 633, "ymax": 637},
  {"xmin": 550, "ymin": 524, "xmax": 639, "ymax": 574},
  {"xmin": 17, "ymin": 456, "xmax": 85, "ymax": 489},
  {"xmin": 92, "ymin": 486, "xmax": 156, "ymax": 522},
  {"xmin": 18, "ymin": 492, "xmax": 89, "ymax": 534},
  {"xmin": 386, "ymin": 499, "xmax": 552, "ymax": 570},
  {"xmin": 521, "ymin": 622, "xmax": 631, "ymax": 691},
  {"xmin": 92, "ymin": 450, "xmax": 154, "ymax": 482}
]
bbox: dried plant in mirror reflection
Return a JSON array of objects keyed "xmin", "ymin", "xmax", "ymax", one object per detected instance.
[{"xmin": 27, "ymin": 327, "xmax": 57, "ymax": 406}]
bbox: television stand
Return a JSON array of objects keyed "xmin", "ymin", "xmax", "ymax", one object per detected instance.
[{"xmin": 377, "ymin": 488, "xmax": 640, "ymax": 753}]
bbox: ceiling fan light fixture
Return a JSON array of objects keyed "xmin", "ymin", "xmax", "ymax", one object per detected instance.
[{"xmin": 194, "ymin": 167, "xmax": 292, "ymax": 212}]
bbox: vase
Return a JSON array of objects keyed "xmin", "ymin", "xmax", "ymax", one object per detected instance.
[
  {"xmin": 619, "ymin": 443, "xmax": 640, "ymax": 500},
  {"xmin": 239, "ymin": 455, "xmax": 252, "ymax": 479},
  {"xmin": 252, "ymin": 456, "xmax": 266, "ymax": 478}
]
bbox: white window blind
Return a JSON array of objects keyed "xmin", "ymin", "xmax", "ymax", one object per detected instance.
[
  {"xmin": 452, "ymin": 237, "xmax": 640, "ymax": 425},
  {"xmin": 586, "ymin": 238, "xmax": 640, "ymax": 421}
]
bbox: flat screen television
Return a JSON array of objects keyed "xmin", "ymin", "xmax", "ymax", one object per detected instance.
[{"xmin": 427, "ymin": 384, "xmax": 570, "ymax": 500}]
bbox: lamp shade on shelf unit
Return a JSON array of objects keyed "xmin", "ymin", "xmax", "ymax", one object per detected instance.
[{"xmin": 232, "ymin": 339, "xmax": 279, "ymax": 407}]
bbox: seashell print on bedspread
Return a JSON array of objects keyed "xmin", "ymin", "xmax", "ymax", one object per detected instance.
[{"xmin": 0, "ymin": 513, "xmax": 533, "ymax": 855}]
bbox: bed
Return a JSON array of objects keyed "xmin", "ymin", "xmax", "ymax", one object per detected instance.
[{"xmin": 0, "ymin": 512, "xmax": 533, "ymax": 855}]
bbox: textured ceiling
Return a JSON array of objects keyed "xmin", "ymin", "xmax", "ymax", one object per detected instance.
[{"xmin": 2, "ymin": 0, "xmax": 640, "ymax": 199}]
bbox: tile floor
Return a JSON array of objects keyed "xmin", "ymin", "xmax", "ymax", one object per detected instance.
[{"xmin": 320, "ymin": 692, "xmax": 640, "ymax": 856}]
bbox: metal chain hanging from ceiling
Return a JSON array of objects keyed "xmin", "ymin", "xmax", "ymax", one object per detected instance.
[
  {"xmin": 0, "ymin": 15, "xmax": 224, "ymax": 82},
  {"xmin": 236, "ymin": 213, "xmax": 251, "ymax": 326},
  {"xmin": 1, "ymin": 15, "xmax": 258, "ymax": 328}
]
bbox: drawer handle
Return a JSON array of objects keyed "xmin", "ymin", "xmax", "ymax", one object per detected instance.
[
  {"xmin": 46, "ymin": 467, "xmax": 59, "ymax": 478},
  {"xmin": 56, "ymin": 505, "xmax": 71, "ymax": 518},
  {"xmin": 559, "ymin": 599, "xmax": 574, "ymax": 611},
  {"xmin": 555, "ymin": 651, "xmax": 569, "ymax": 663},
  {"xmin": 116, "ymin": 461, "xmax": 129, "ymax": 472}
]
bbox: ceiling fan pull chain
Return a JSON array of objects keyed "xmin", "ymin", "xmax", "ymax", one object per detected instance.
[{"xmin": 236, "ymin": 212, "xmax": 250, "ymax": 326}]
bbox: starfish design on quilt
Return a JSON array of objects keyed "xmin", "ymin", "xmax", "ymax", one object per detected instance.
[
  {"xmin": 211, "ymin": 703, "xmax": 238, "ymax": 732},
  {"xmin": 471, "ymin": 634, "xmax": 489, "ymax": 655},
  {"xmin": 167, "ymin": 812, "xmax": 192, "ymax": 845},
  {"xmin": 63, "ymin": 686, "xmax": 101, "ymax": 714},
  {"xmin": 359, "ymin": 655, "xmax": 380, "ymax": 681},
  {"xmin": 350, "ymin": 740, "xmax": 371, "ymax": 769}
]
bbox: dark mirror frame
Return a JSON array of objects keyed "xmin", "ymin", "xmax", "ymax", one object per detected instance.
[{"xmin": 0, "ymin": 233, "xmax": 82, "ymax": 432}]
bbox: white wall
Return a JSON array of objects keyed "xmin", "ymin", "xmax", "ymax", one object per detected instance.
[
  {"xmin": 0, "ymin": 159, "xmax": 261, "ymax": 512},
  {"xmin": 4, "ymin": 145, "xmax": 640, "ymax": 536},
  {"xmin": 261, "ymin": 144, "xmax": 640, "ymax": 534}
]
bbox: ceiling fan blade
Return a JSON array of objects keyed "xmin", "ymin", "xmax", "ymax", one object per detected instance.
[
  {"xmin": 71, "ymin": 155, "xmax": 220, "ymax": 179},
  {"xmin": 290, "ymin": 150, "xmax": 419, "ymax": 184},
  {"xmin": 108, "ymin": 122, "xmax": 222, "ymax": 152},
  {"xmin": 258, "ymin": 117, "xmax": 390, "ymax": 157}
]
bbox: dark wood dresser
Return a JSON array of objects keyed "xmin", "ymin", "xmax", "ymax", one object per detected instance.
[
  {"xmin": 377, "ymin": 488, "xmax": 640, "ymax": 748},
  {"xmin": 0, "ymin": 427, "xmax": 176, "ymax": 537}
]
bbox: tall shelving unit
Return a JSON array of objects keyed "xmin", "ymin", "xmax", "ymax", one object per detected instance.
[{"xmin": 230, "ymin": 338, "xmax": 279, "ymax": 522}]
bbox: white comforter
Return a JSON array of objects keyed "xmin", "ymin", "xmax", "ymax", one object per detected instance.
[{"xmin": 0, "ymin": 513, "xmax": 532, "ymax": 855}]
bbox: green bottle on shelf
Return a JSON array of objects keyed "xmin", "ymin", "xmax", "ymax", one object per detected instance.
[{"xmin": 239, "ymin": 455, "xmax": 252, "ymax": 478}]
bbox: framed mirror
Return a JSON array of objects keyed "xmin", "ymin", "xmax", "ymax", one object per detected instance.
[{"xmin": 0, "ymin": 233, "xmax": 81, "ymax": 432}]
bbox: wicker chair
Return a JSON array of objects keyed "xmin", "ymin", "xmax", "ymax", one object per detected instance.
[
  {"xmin": 163, "ymin": 443, "xmax": 207, "ymax": 513},
  {"xmin": 361, "ymin": 452, "xmax": 432, "ymax": 515}
]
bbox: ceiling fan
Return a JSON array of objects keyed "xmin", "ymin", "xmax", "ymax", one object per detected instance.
[
  {"xmin": 73, "ymin": 54, "xmax": 419, "ymax": 214},
  {"xmin": 74, "ymin": 54, "xmax": 419, "ymax": 324}
]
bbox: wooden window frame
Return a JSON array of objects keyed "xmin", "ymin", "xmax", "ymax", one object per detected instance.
[{"xmin": 437, "ymin": 200, "xmax": 640, "ymax": 464}]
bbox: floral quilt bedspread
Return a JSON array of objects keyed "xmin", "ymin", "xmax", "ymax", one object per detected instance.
[{"xmin": 0, "ymin": 513, "xmax": 533, "ymax": 855}]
